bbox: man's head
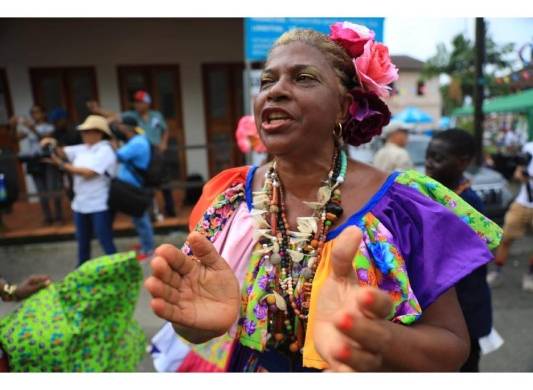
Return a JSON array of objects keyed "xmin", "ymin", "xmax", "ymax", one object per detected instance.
[
  {"xmin": 76, "ymin": 115, "xmax": 112, "ymax": 145},
  {"xmin": 133, "ymin": 90, "xmax": 151, "ymax": 115},
  {"xmin": 425, "ymin": 128, "xmax": 476, "ymax": 189},
  {"xmin": 49, "ymin": 107, "xmax": 68, "ymax": 129},
  {"xmin": 113, "ymin": 116, "xmax": 143, "ymax": 141},
  {"xmin": 29, "ymin": 105, "xmax": 46, "ymax": 123},
  {"xmin": 382, "ymin": 121, "xmax": 409, "ymax": 147}
]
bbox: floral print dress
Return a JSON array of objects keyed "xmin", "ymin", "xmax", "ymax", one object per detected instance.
[{"xmin": 150, "ymin": 166, "xmax": 502, "ymax": 372}]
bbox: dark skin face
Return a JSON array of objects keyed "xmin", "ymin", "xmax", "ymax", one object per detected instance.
[
  {"xmin": 425, "ymin": 138, "xmax": 471, "ymax": 190},
  {"xmin": 30, "ymin": 106, "xmax": 45, "ymax": 123},
  {"xmin": 134, "ymin": 101, "xmax": 150, "ymax": 116},
  {"xmin": 252, "ymin": 41, "xmax": 388, "ymax": 231},
  {"xmin": 115, "ymin": 123, "xmax": 136, "ymax": 140},
  {"xmin": 254, "ymin": 41, "xmax": 352, "ymax": 160}
]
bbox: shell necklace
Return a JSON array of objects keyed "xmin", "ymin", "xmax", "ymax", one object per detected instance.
[{"xmin": 251, "ymin": 144, "xmax": 347, "ymax": 352}]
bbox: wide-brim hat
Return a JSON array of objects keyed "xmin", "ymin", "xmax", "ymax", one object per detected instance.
[
  {"xmin": 77, "ymin": 115, "xmax": 112, "ymax": 137},
  {"xmin": 381, "ymin": 121, "xmax": 410, "ymax": 138}
]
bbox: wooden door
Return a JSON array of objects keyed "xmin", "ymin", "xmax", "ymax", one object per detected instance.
[
  {"xmin": 0, "ymin": 68, "xmax": 27, "ymax": 194},
  {"xmin": 0, "ymin": 69, "xmax": 15, "ymax": 151},
  {"xmin": 117, "ymin": 65, "xmax": 186, "ymax": 181},
  {"xmin": 30, "ymin": 67, "xmax": 98, "ymax": 124},
  {"xmin": 202, "ymin": 63, "xmax": 245, "ymax": 177}
]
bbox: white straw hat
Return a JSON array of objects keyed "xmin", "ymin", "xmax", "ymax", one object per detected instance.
[
  {"xmin": 77, "ymin": 115, "xmax": 112, "ymax": 137},
  {"xmin": 381, "ymin": 121, "xmax": 409, "ymax": 138}
]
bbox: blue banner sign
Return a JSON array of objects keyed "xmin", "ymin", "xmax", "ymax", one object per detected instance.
[{"xmin": 244, "ymin": 18, "xmax": 384, "ymax": 61}]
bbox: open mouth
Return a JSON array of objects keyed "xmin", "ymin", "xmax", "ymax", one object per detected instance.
[
  {"xmin": 261, "ymin": 108, "xmax": 294, "ymax": 131},
  {"xmin": 266, "ymin": 112, "xmax": 291, "ymax": 124}
]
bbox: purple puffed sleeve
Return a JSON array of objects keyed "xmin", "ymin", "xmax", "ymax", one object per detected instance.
[{"xmin": 373, "ymin": 182, "xmax": 494, "ymax": 309}]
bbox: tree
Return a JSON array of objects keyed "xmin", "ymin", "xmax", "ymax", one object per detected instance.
[{"xmin": 422, "ymin": 29, "xmax": 515, "ymax": 115}]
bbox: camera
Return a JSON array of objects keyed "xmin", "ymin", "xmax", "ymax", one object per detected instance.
[{"xmin": 18, "ymin": 142, "xmax": 56, "ymax": 163}]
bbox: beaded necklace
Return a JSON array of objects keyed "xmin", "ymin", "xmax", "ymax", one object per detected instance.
[{"xmin": 252, "ymin": 143, "xmax": 347, "ymax": 354}]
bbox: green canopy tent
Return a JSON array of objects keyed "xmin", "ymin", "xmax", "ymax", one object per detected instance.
[{"xmin": 452, "ymin": 88, "xmax": 533, "ymax": 140}]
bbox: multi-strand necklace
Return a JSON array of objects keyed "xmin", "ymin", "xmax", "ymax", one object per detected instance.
[{"xmin": 252, "ymin": 143, "xmax": 347, "ymax": 354}]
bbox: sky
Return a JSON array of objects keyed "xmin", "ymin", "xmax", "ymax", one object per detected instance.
[{"xmin": 385, "ymin": 17, "xmax": 533, "ymax": 66}]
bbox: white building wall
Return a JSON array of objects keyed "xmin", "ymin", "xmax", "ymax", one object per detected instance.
[
  {"xmin": 387, "ymin": 70, "xmax": 442, "ymax": 129},
  {"xmin": 0, "ymin": 18, "xmax": 244, "ymax": 179}
]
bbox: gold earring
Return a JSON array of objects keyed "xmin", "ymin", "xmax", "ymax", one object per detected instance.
[{"xmin": 333, "ymin": 122, "xmax": 343, "ymax": 139}]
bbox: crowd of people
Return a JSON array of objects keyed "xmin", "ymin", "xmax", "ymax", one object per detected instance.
[
  {"xmin": 2, "ymin": 21, "xmax": 532, "ymax": 373},
  {"xmin": 9, "ymin": 105, "xmax": 74, "ymax": 225},
  {"xmin": 6, "ymin": 90, "xmax": 178, "ymax": 264},
  {"xmin": 489, "ymin": 139, "xmax": 533, "ymax": 291}
]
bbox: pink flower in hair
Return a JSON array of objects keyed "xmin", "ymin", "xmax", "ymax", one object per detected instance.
[
  {"xmin": 354, "ymin": 40, "xmax": 399, "ymax": 98},
  {"xmin": 235, "ymin": 115, "xmax": 266, "ymax": 153},
  {"xmin": 329, "ymin": 22, "xmax": 375, "ymax": 58}
]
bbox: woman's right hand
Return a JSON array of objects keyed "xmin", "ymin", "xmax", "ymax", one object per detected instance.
[
  {"xmin": 144, "ymin": 231, "xmax": 240, "ymax": 343},
  {"xmin": 313, "ymin": 227, "xmax": 393, "ymax": 372}
]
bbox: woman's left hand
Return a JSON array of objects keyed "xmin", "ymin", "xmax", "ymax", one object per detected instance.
[{"xmin": 313, "ymin": 226, "xmax": 393, "ymax": 372}]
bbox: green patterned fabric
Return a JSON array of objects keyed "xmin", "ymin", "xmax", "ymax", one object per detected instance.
[
  {"xmin": 395, "ymin": 170, "xmax": 503, "ymax": 250},
  {"xmin": 0, "ymin": 252, "xmax": 146, "ymax": 372}
]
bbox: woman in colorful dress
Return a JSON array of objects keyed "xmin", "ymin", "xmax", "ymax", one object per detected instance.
[{"xmin": 145, "ymin": 22, "xmax": 502, "ymax": 372}]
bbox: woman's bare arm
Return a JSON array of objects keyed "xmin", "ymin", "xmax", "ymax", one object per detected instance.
[
  {"xmin": 314, "ymin": 227, "xmax": 470, "ymax": 372},
  {"xmin": 379, "ymin": 287, "xmax": 469, "ymax": 371}
]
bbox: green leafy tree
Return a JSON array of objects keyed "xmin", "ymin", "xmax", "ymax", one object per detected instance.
[{"xmin": 422, "ymin": 30, "xmax": 515, "ymax": 115}]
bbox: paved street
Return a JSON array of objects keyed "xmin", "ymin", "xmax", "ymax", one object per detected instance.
[
  {"xmin": 480, "ymin": 238, "xmax": 533, "ymax": 372},
  {"xmin": 1, "ymin": 232, "xmax": 532, "ymax": 372}
]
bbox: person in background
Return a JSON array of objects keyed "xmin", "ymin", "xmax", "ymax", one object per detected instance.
[
  {"xmin": 49, "ymin": 108, "xmax": 82, "ymax": 147},
  {"xmin": 87, "ymin": 91, "xmax": 176, "ymax": 219},
  {"xmin": 49, "ymin": 108, "xmax": 82, "ymax": 201},
  {"xmin": 9, "ymin": 105, "xmax": 63, "ymax": 225},
  {"xmin": 488, "ymin": 140, "xmax": 533, "ymax": 292},
  {"xmin": 502, "ymin": 127, "xmax": 521, "ymax": 154},
  {"xmin": 113, "ymin": 116, "xmax": 156, "ymax": 260},
  {"xmin": 425, "ymin": 128, "xmax": 494, "ymax": 372},
  {"xmin": 373, "ymin": 121, "xmax": 413, "ymax": 172},
  {"xmin": 41, "ymin": 115, "xmax": 117, "ymax": 266}
]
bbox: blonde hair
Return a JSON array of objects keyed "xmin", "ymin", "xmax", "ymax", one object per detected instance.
[{"xmin": 271, "ymin": 28, "xmax": 357, "ymax": 92}]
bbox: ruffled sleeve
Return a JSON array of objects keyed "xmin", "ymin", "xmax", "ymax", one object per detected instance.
[
  {"xmin": 372, "ymin": 170, "xmax": 502, "ymax": 310},
  {"xmin": 395, "ymin": 170, "xmax": 502, "ymax": 250},
  {"xmin": 188, "ymin": 166, "xmax": 250, "ymax": 231}
]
